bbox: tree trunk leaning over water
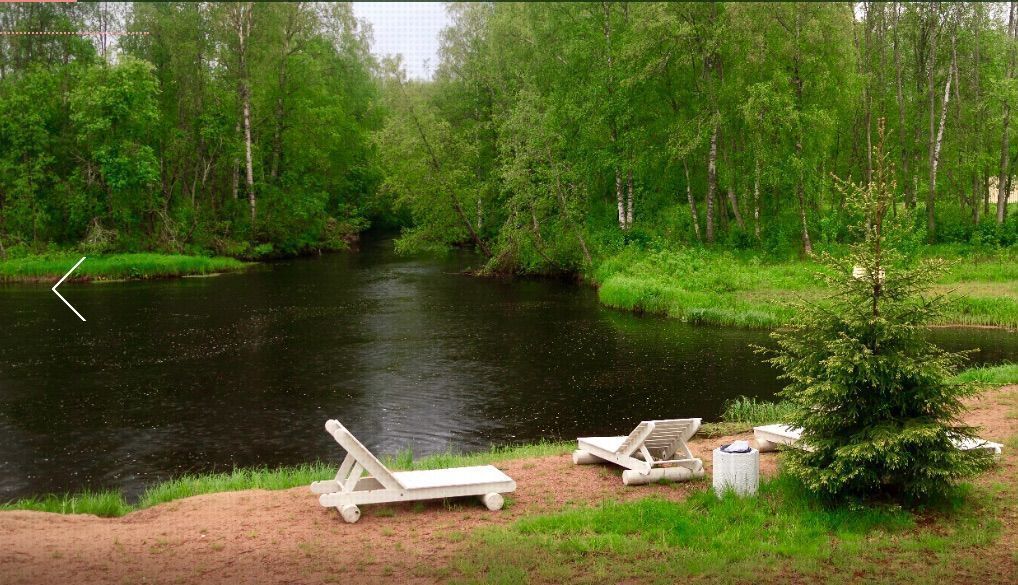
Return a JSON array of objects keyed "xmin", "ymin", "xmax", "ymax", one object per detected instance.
[{"xmin": 396, "ymin": 75, "xmax": 492, "ymax": 258}]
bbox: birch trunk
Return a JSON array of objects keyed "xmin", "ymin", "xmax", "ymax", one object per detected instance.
[
  {"xmin": 998, "ymin": 2, "xmax": 1016, "ymax": 224},
  {"xmin": 893, "ymin": 3, "xmax": 912, "ymax": 207},
  {"xmin": 929, "ymin": 31, "xmax": 954, "ymax": 242},
  {"xmin": 615, "ymin": 170, "xmax": 626, "ymax": 229},
  {"xmin": 236, "ymin": 3, "xmax": 256, "ymax": 223},
  {"xmin": 754, "ymin": 155, "xmax": 762, "ymax": 240},
  {"xmin": 793, "ymin": 11, "xmax": 812, "ymax": 255},
  {"xmin": 926, "ymin": 3, "xmax": 938, "ymax": 240},
  {"xmin": 232, "ymin": 122, "xmax": 240, "ymax": 200},
  {"xmin": 625, "ymin": 168, "xmax": 634, "ymax": 228},
  {"xmin": 683, "ymin": 160, "xmax": 701, "ymax": 242},
  {"xmin": 603, "ymin": 2, "xmax": 626, "ymax": 232},
  {"xmin": 242, "ymin": 94, "xmax": 255, "ymax": 223},
  {"xmin": 973, "ymin": 173, "xmax": 982, "ymax": 224},
  {"xmin": 706, "ymin": 122, "xmax": 718, "ymax": 244},
  {"xmin": 727, "ymin": 185, "xmax": 744, "ymax": 230}
]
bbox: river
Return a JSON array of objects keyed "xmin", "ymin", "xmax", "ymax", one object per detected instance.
[{"xmin": 1, "ymin": 236, "xmax": 1015, "ymax": 501}]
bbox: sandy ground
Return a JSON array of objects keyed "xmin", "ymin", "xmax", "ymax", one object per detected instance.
[{"xmin": 1, "ymin": 388, "xmax": 1014, "ymax": 585}]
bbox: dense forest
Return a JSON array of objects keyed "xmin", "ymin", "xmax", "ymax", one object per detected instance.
[
  {"xmin": 1, "ymin": 2, "xmax": 1017, "ymax": 271},
  {"xmin": 0, "ymin": 1, "xmax": 380, "ymax": 259}
]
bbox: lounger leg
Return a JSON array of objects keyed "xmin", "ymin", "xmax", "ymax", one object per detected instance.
[
  {"xmin": 339, "ymin": 504, "xmax": 361, "ymax": 524},
  {"xmin": 480, "ymin": 493, "xmax": 504, "ymax": 511},
  {"xmin": 572, "ymin": 450, "xmax": 600, "ymax": 465},
  {"xmin": 622, "ymin": 467, "xmax": 694, "ymax": 486},
  {"xmin": 755, "ymin": 438, "xmax": 777, "ymax": 453}
]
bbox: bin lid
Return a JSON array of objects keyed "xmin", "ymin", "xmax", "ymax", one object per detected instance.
[{"xmin": 721, "ymin": 440, "xmax": 752, "ymax": 453}]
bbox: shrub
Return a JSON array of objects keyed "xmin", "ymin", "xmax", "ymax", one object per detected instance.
[{"xmin": 762, "ymin": 128, "xmax": 994, "ymax": 504}]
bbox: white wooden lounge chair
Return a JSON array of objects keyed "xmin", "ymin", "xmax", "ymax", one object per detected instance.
[
  {"xmin": 573, "ymin": 418, "xmax": 705, "ymax": 485},
  {"xmin": 311, "ymin": 420, "xmax": 516, "ymax": 523},
  {"xmin": 754, "ymin": 424, "xmax": 1003, "ymax": 459}
]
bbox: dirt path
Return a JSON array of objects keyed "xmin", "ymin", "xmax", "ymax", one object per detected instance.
[{"xmin": 1, "ymin": 389, "xmax": 1014, "ymax": 585}]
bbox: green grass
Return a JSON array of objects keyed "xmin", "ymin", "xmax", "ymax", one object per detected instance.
[
  {"xmin": 593, "ymin": 246, "xmax": 1018, "ymax": 329},
  {"xmin": 0, "ymin": 490, "xmax": 134, "ymax": 517},
  {"xmin": 700, "ymin": 366, "xmax": 1014, "ymax": 437},
  {"xmin": 0, "ymin": 253, "xmax": 247, "ymax": 282},
  {"xmin": 952, "ymin": 363, "xmax": 1018, "ymax": 386},
  {"xmin": 449, "ymin": 475, "xmax": 1002, "ymax": 584},
  {"xmin": 0, "ymin": 441, "xmax": 572, "ymax": 518},
  {"xmin": 719, "ymin": 395, "xmax": 798, "ymax": 425}
]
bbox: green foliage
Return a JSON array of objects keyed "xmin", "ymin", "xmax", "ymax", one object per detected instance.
[
  {"xmin": 765, "ymin": 135, "xmax": 996, "ymax": 503},
  {"xmin": 0, "ymin": 2, "xmax": 379, "ymax": 258},
  {"xmin": 375, "ymin": 2, "xmax": 1018, "ymax": 275}
]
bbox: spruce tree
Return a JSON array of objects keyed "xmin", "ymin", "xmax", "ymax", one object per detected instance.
[{"xmin": 766, "ymin": 123, "xmax": 994, "ymax": 503}]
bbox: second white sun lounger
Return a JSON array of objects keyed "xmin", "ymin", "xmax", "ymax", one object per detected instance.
[
  {"xmin": 754, "ymin": 424, "xmax": 1003, "ymax": 459},
  {"xmin": 573, "ymin": 418, "xmax": 705, "ymax": 485},
  {"xmin": 311, "ymin": 420, "xmax": 516, "ymax": 523}
]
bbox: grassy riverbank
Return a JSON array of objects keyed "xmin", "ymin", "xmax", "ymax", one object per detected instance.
[
  {"xmin": 0, "ymin": 411, "xmax": 787, "ymax": 518},
  {"xmin": 0, "ymin": 441, "xmax": 573, "ymax": 517},
  {"xmin": 2, "ymin": 356, "xmax": 1012, "ymax": 520},
  {"xmin": 594, "ymin": 245, "xmax": 1018, "ymax": 329},
  {"xmin": 0, "ymin": 253, "xmax": 248, "ymax": 282},
  {"xmin": 4, "ymin": 364, "xmax": 1013, "ymax": 518}
]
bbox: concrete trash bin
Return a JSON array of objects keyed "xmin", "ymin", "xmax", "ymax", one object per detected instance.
[{"xmin": 712, "ymin": 441, "xmax": 759, "ymax": 497}]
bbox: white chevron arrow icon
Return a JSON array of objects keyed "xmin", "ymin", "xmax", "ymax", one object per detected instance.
[{"xmin": 52, "ymin": 256, "xmax": 86, "ymax": 322}]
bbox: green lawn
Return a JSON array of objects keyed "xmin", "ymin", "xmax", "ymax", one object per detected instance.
[
  {"xmin": 594, "ymin": 246, "xmax": 1018, "ymax": 329},
  {"xmin": 446, "ymin": 474, "xmax": 1009, "ymax": 584},
  {"xmin": 0, "ymin": 253, "xmax": 248, "ymax": 282}
]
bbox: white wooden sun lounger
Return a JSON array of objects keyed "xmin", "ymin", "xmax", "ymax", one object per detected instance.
[
  {"xmin": 754, "ymin": 424, "xmax": 1003, "ymax": 459},
  {"xmin": 311, "ymin": 420, "xmax": 516, "ymax": 523},
  {"xmin": 572, "ymin": 418, "xmax": 705, "ymax": 485}
]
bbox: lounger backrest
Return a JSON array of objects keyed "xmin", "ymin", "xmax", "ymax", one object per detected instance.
[
  {"xmin": 617, "ymin": 421, "xmax": 657, "ymax": 457},
  {"xmin": 618, "ymin": 418, "xmax": 701, "ymax": 459},
  {"xmin": 643, "ymin": 418, "xmax": 700, "ymax": 460},
  {"xmin": 325, "ymin": 420, "xmax": 401, "ymax": 491}
]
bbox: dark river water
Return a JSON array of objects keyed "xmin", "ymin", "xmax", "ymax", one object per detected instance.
[{"xmin": 1, "ymin": 237, "xmax": 1016, "ymax": 501}]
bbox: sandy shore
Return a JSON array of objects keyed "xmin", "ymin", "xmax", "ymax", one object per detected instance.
[{"xmin": 1, "ymin": 388, "xmax": 1014, "ymax": 585}]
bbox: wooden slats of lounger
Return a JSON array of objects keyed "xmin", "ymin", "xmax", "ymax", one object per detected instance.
[
  {"xmin": 312, "ymin": 420, "xmax": 516, "ymax": 523},
  {"xmin": 574, "ymin": 418, "xmax": 705, "ymax": 485}
]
